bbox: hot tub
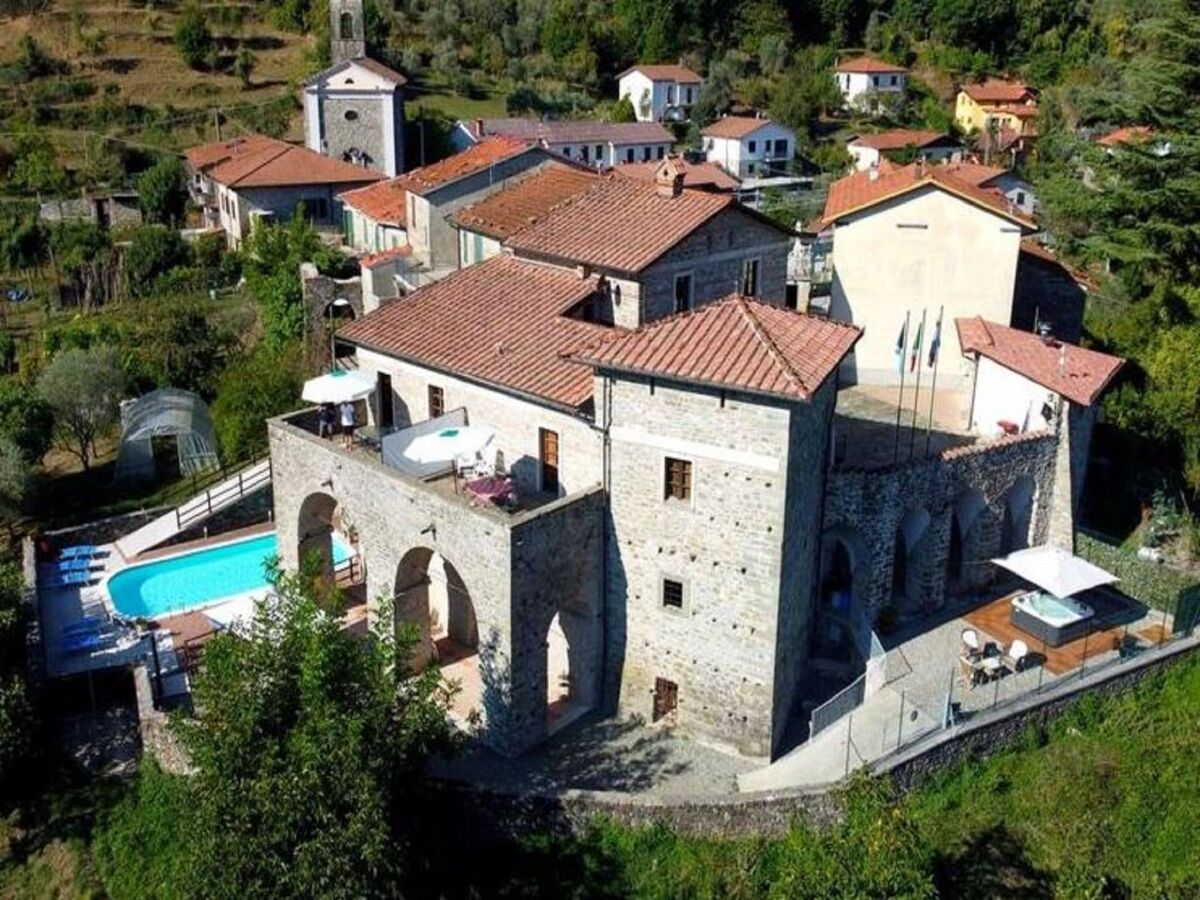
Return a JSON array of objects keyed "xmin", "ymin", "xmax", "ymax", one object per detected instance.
[{"xmin": 1010, "ymin": 590, "xmax": 1095, "ymax": 647}]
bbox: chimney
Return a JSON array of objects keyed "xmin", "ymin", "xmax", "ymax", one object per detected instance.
[
  {"xmin": 473, "ymin": 118, "xmax": 484, "ymax": 139},
  {"xmin": 915, "ymin": 155, "xmax": 926, "ymax": 178},
  {"xmin": 1058, "ymin": 344, "xmax": 1067, "ymax": 376},
  {"xmin": 655, "ymin": 157, "xmax": 686, "ymax": 197}
]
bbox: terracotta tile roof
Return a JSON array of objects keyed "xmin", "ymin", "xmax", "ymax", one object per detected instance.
[
  {"xmin": 305, "ymin": 57, "xmax": 407, "ymax": 87},
  {"xmin": 360, "ymin": 245, "xmax": 413, "ymax": 268},
  {"xmin": 340, "ymin": 180, "xmax": 408, "ymax": 227},
  {"xmin": 337, "ymin": 254, "xmax": 612, "ymax": 409},
  {"xmin": 1096, "ymin": 125, "xmax": 1153, "ymax": 147},
  {"xmin": 506, "ymin": 176, "xmax": 749, "ymax": 273},
  {"xmin": 835, "ymin": 56, "xmax": 907, "ymax": 74},
  {"xmin": 619, "ymin": 64, "xmax": 702, "ymax": 83},
  {"xmin": 570, "ymin": 295, "xmax": 861, "ymax": 401},
  {"xmin": 469, "ymin": 118, "xmax": 673, "ymax": 146},
  {"xmin": 941, "ymin": 429, "xmax": 1052, "ymax": 461},
  {"xmin": 397, "ymin": 137, "xmax": 535, "ymax": 197},
  {"xmin": 848, "ymin": 130, "xmax": 953, "ymax": 151},
  {"xmin": 993, "ymin": 104, "xmax": 1039, "ymax": 119},
  {"xmin": 701, "ymin": 116, "xmax": 778, "ymax": 140},
  {"xmin": 955, "ymin": 317, "xmax": 1123, "ymax": 406},
  {"xmin": 185, "ymin": 135, "xmax": 383, "ymax": 189},
  {"xmin": 617, "ymin": 158, "xmax": 741, "ymax": 191},
  {"xmin": 936, "ymin": 161, "xmax": 1005, "ymax": 187},
  {"xmin": 449, "ymin": 164, "xmax": 599, "ymax": 240},
  {"xmin": 961, "ymin": 79, "xmax": 1036, "ymax": 104},
  {"xmin": 819, "ymin": 160, "xmax": 1034, "ymax": 229}
]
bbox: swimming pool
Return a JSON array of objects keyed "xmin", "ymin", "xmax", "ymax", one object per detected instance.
[{"xmin": 106, "ymin": 532, "xmax": 352, "ymax": 619}]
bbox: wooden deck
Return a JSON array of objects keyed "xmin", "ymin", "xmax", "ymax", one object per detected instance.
[{"xmin": 963, "ymin": 592, "xmax": 1133, "ymax": 675}]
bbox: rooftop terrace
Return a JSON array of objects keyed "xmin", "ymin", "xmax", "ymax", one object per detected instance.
[{"xmin": 833, "ymin": 383, "xmax": 976, "ymax": 470}]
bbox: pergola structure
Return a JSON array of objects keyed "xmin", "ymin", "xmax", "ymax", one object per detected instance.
[{"xmin": 113, "ymin": 388, "xmax": 220, "ymax": 484}]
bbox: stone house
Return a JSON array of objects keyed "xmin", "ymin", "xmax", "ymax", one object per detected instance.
[
  {"xmin": 39, "ymin": 192, "xmax": 142, "ymax": 230},
  {"xmin": 834, "ymin": 57, "xmax": 907, "ymax": 114},
  {"xmin": 846, "ymin": 130, "xmax": 962, "ymax": 172},
  {"xmin": 617, "ymin": 64, "xmax": 703, "ymax": 123},
  {"xmin": 183, "ymin": 135, "xmax": 382, "ymax": 249},
  {"xmin": 451, "ymin": 118, "xmax": 675, "ymax": 167},
  {"xmin": 701, "ymin": 116, "xmax": 796, "ymax": 179}
]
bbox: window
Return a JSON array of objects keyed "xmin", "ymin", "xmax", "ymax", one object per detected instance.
[
  {"xmin": 685, "ymin": 87, "xmax": 693, "ymax": 103},
  {"xmin": 872, "ymin": 75, "xmax": 879, "ymax": 87},
  {"xmin": 748, "ymin": 139, "xmax": 757, "ymax": 154},
  {"xmin": 428, "ymin": 385, "xmax": 444, "ymax": 419},
  {"xmin": 642, "ymin": 146, "xmax": 651, "ymax": 162},
  {"xmin": 664, "ymin": 457, "xmax": 692, "ymax": 502},
  {"xmin": 657, "ymin": 145, "xmax": 665, "ymax": 160},
  {"xmin": 376, "ymin": 373, "xmax": 394, "ymax": 429},
  {"xmin": 339, "ymin": 11, "xmax": 354, "ymax": 39},
  {"xmin": 344, "ymin": 109, "xmax": 359, "ymax": 121},
  {"xmin": 673, "ymin": 273, "xmax": 692, "ymax": 313},
  {"xmin": 561, "ymin": 146, "xmax": 571, "ymax": 158},
  {"xmin": 1016, "ymin": 190, "xmax": 1026, "ymax": 206},
  {"xmin": 653, "ymin": 677, "xmax": 678, "ymax": 722},
  {"xmin": 539, "ymin": 428, "xmax": 559, "ymax": 494},
  {"xmin": 662, "ymin": 578, "xmax": 684, "ymax": 609},
  {"xmin": 595, "ymin": 144, "xmax": 604, "ymax": 161},
  {"xmin": 774, "ymin": 138, "xmax": 788, "ymax": 157},
  {"xmin": 580, "ymin": 144, "xmax": 589, "ymax": 162},
  {"xmin": 473, "ymin": 232, "xmax": 484, "ymax": 263},
  {"xmin": 741, "ymin": 258, "xmax": 760, "ymax": 297},
  {"xmin": 889, "ymin": 75, "xmax": 898, "ymax": 86},
  {"xmin": 667, "ymin": 84, "xmax": 676, "ymax": 104},
  {"xmin": 626, "ymin": 147, "xmax": 635, "ymax": 163}
]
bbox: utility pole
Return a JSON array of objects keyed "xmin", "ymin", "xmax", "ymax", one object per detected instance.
[{"xmin": 214, "ymin": 108, "xmax": 222, "ymax": 142}]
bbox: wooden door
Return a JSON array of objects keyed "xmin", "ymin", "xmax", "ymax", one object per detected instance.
[{"xmin": 539, "ymin": 428, "xmax": 559, "ymax": 494}]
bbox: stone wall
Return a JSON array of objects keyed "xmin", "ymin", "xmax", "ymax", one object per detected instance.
[
  {"xmin": 822, "ymin": 431, "xmax": 1059, "ymax": 621},
  {"xmin": 320, "ymin": 92, "xmax": 401, "ymax": 177},
  {"xmin": 300, "ymin": 262, "xmax": 364, "ymax": 333}
]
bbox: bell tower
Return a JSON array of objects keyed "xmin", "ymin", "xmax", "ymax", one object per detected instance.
[{"xmin": 330, "ymin": 0, "xmax": 366, "ymax": 64}]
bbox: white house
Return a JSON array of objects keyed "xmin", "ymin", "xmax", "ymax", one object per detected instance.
[
  {"xmin": 701, "ymin": 116, "xmax": 795, "ymax": 179},
  {"xmin": 450, "ymin": 118, "xmax": 674, "ymax": 166},
  {"xmin": 304, "ymin": 57, "xmax": 407, "ymax": 177},
  {"xmin": 183, "ymin": 135, "xmax": 382, "ymax": 249},
  {"xmin": 834, "ymin": 57, "xmax": 907, "ymax": 114},
  {"xmin": 617, "ymin": 64, "xmax": 702, "ymax": 123},
  {"xmin": 815, "ymin": 160, "xmax": 1039, "ymax": 384},
  {"xmin": 846, "ymin": 130, "xmax": 961, "ymax": 172}
]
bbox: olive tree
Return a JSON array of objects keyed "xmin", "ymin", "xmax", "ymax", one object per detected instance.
[{"xmin": 37, "ymin": 346, "xmax": 125, "ymax": 472}]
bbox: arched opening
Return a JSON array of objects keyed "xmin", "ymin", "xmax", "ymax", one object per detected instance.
[
  {"xmin": 544, "ymin": 610, "xmax": 594, "ymax": 736},
  {"xmin": 945, "ymin": 490, "xmax": 986, "ymax": 596},
  {"xmin": 813, "ymin": 528, "xmax": 868, "ymax": 668},
  {"xmin": 297, "ymin": 491, "xmax": 339, "ymax": 595},
  {"xmin": 394, "ymin": 547, "xmax": 480, "ymax": 724},
  {"xmin": 892, "ymin": 508, "xmax": 931, "ymax": 613},
  {"xmin": 339, "ymin": 11, "xmax": 354, "ymax": 40},
  {"xmin": 999, "ymin": 477, "xmax": 1035, "ymax": 557}
]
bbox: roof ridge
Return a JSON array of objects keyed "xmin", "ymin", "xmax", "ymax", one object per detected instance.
[
  {"xmin": 733, "ymin": 296, "xmax": 809, "ymax": 394},
  {"xmin": 225, "ymin": 141, "xmax": 292, "ymax": 186}
]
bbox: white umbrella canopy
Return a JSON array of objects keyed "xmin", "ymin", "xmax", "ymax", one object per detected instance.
[
  {"xmin": 403, "ymin": 425, "xmax": 495, "ymax": 465},
  {"xmin": 302, "ymin": 370, "xmax": 375, "ymax": 404},
  {"xmin": 992, "ymin": 545, "xmax": 1118, "ymax": 598}
]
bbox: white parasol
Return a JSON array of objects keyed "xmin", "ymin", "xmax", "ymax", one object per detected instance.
[
  {"xmin": 301, "ymin": 369, "xmax": 375, "ymax": 404},
  {"xmin": 402, "ymin": 425, "xmax": 495, "ymax": 465},
  {"xmin": 991, "ymin": 545, "xmax": 1118, "ymax": 598}
]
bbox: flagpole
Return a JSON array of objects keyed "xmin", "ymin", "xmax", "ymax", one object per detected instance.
[
  {"xmin": 892, "ymin": 310, "xmax": 909, "ymax": 465},
  {"xmin": 924, "ymin": 305, "xmax": 944, "ymax": 456},
  {"xmin": 908, "ymin": 308, "xmax": 927, "ymax": 460}
]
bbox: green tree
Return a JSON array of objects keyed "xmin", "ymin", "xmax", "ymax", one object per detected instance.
[
  {"xmin": 124, "ymin": 225, "xmax": 192, "ymax": 295},
  {"xmin": 611, "ymin": 95, "xmax": 637, "ymax": 123},
  {"xmin": 10, "ymin": 137, "xmax": 66, "ymax": 196},
  {"xmin": 233, "ymin": 44, "xmax": 256, "ymax": 88},
  {"xmin": 210, "ymin": 345, "xmax": 307, "ymax": 462},
  {"xmin": 0, "ymin": 379, "xmax": 54, "ymax": 463},
  {"xmin": 174, "ymin": 6, "xmax": 215, "ymax": 71},
  {"xmin": 37, "ymin": 346, "xmax": 125, "ymax": 472},
  {"xmin": 138, "ymin": 302, "xmax": 236, "ymax": 399},
  {"xmin": 244, "ymin": 214, "xmax": 327, "ymax": 349},
  {"xmin": 0, "ymin": 562, "xmax": 34, "ymax": 797},
  {"xmin": 137, "ymin": 157, "xmax": 190, "ymax": 226},
  {"xmin": 0, "ymin": 436, "xmax": 30, "ymax": 537}
]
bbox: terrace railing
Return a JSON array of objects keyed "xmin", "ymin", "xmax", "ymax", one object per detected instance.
[{"xmin": 175, "ymin": 458, "xmax": 272, "ymax": 531}]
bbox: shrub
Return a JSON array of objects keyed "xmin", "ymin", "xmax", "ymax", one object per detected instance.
[
  {"xmin": 210, "ymin": 345, "xmax": 308, "ymax": 462},
  {"xmin": 123, "ymin": 225, "xmax": 192, "ymax": 295},
  {"xmin": 174, "ymin": 7, "xmax": 214, "ymax": 71},
  {"xmin": 137, "ymin": 156, "xmax": 190, "ymax": 226}
]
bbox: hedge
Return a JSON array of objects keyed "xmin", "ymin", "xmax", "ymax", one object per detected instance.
[{"xmin": 1077, "ymin": 531, "xmax": 1200, "ymax": 631}]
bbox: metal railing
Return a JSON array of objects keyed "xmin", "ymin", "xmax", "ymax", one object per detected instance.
[{"xmin": 175, "ymin": 458, "xmax": 272, "ymax": 531}]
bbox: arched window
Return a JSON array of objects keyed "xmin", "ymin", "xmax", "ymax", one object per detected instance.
[{"xmin": 339, "ymin": 11, "xmax": 354, "ymax": 40}]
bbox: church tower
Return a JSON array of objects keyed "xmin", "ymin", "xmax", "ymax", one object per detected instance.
[{"xmin": 330, "ymin": 0, "xmax": 366, "ymax": 63}]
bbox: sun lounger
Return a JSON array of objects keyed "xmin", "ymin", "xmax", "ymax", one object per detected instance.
[
  {"xmin": 48, "ymin": 570, "xmax": 98, "ymax": 588},
  {"xmin": 59, "ymin": 545, "xmax": 99, "ymax": 559},
  {"xmin": 59, "ymin": 631, "xmax": 111, "ymax": 654},
  {"xmin": 61, "ymin": 615, "xmax": 108, "ymax": 636},
  {"xmin": 54, "ymin": 558, "xmax": 94, "ymax": 573}
]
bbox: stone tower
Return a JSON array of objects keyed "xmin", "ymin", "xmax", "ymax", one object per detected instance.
[{"xmin": 330, "ymin": 0, "xmax": 366, "ymax": 63}]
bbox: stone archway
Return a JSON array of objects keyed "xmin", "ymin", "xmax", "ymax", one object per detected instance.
[
  {"xmin": 892, "ymin": 507, "xmax": 931, "ymax": 614},
  {"xmin": 393, "ymin": 547, "xmax": 481, "ymax": 724},
  {"xmin": 297, "ymin": 491, "xmax": 339, "ymax": 595},
  {"xmin": 543, "ymin": 609, "xmax": 596, "ymax": 736},
  {"xmin": 946, "ymin": 490, "xmax": 987, "ymax": 595},
  {"xmin": 814, "ymin": 527, "xmax": 869, "ymax": 664},
  {"xmin": 1000, "ymin": 476, "xmax": 1036, "ymax": 556}
]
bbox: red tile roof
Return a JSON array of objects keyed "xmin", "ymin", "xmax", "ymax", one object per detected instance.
[
  {"xmin": 468, "ymin": 118, "xmax": 674, "ymax": 146},
  {"xmin": 570, "ymin": 295, "xmax": 861, "ymax": 401},
  {"xmin": 340, "ymin": 180, "xmax": 408, "ymax": 227},
  {"xmin": 849, "ymin": 130, "xmax": 953, "ymax": 151},
  {"xmin": 961, "ymin": 79, "xmax": 1036, "ymax": 104},
  {"xmin": 835, "ymin": 56, "xmax": 907, "ymax": 75},
  {"xmin": 337, "ymin": 254, "xmax": 612, "ymax": 409},
  {"xmin": 617, "ymin": 158, "xmax": 741, "ymax": 192},
  {"xmin": 1096, "ymin": 125, "xmax": 1153, "ymax": 148},
  {"xmin": 360, "ymin": 245, "xmax": 413, "ymax": 268},
  {"xmin": 935, "ymin": 161, "xmax": 1005, "ymax": 187},
  {"xmin": 993, "ymin": 104, "xmax": 1039, "ymax": 119},
  {"xmin": 184, "ymin": 135, "xmax": 383, "ymax": 189},
  {"xmin": 701, "ymin": 116, "xmax": 779, "ymax": 140},
  {"xmin": 449, "ymin": 164, "xmax": 599, "ymax": 240},
  {"xmin": 819, "ymin": 160, "xmax": 1034, "ymax": 229},
  {"xmin": 956, "ymin": 317, "xmax": 1123, "ymax": 406},
  {"xmin": 507, "ymin": 176, "xmax": 752, "ymax": 274},
  {"xmin": 397, "ymin": 137, "xmax": 535, "ymax": 197},
  {"xmin": 305, "ymin": 57, "xmax": 407, "ymax": 87},
  {"xmin": 619, "ymin": 64, "xmax": 702, "ymax": 83}
]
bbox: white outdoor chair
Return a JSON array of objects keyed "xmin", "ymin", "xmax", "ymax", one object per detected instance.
[
  {"xmin": 961, "ymin": 627, "xmax": 982, "ymax": 659},
  {"xmin": 1004, "ymin": 639, "xmax": 1030, "ymax": 672}
]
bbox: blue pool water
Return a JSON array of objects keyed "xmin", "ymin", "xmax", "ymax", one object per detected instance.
[{"xmin": 107, "ymin": 532, "xmax": 351, "ymax": 619}]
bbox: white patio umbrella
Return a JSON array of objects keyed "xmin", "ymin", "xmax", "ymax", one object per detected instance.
[
  {"xmin": 402, "ymin": 425, "xmax": 495, "ymax": 465},
  {"xmin": 301, "ymin": 369, "xmax": 375, "ymax": 404},
  {"xmin": 991, "ymin": 545, "xmax": 1118, "ymax": 598},
  {"xmin": 203, "ymin": 594, "xmax": 259, "ymax": 634}
]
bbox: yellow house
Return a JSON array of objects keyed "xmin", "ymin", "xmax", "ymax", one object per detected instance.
[{"xmin": 955, "ymin": 79, "xmax": 1038, "ymax": 135}]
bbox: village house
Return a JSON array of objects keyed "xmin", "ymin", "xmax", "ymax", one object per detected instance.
[
  {"xmin": 834, "ymin": 56, "xmax": 907, "ymax": 113},
  {"xmin": 268, "ymin": 162, "xmax": 1123, "ymax": 762},
  {"xmin": 617, "ymin": 64, "xmax": 703, "ymax": 123},
  {"xmin": 616, "ymin": 156, "xmax": 741, "ymax": 193},
  {"xmin": 450, "ymin": 118, "xmax": 675, "ymax": 166},
  {"xmin": 183, "ymin": 135, "xmax": 383, "ymax": 250},
  {"xmin": 700, "ymin": 116, "xmax": 796, "ymax": 179},
  {"xmin": 955, "ymin": 79, "xmax": 1039, "ymax": 163},
  {"xmin": 846, "ymin": 130, "xmax": 961, "ymax": 172}
]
